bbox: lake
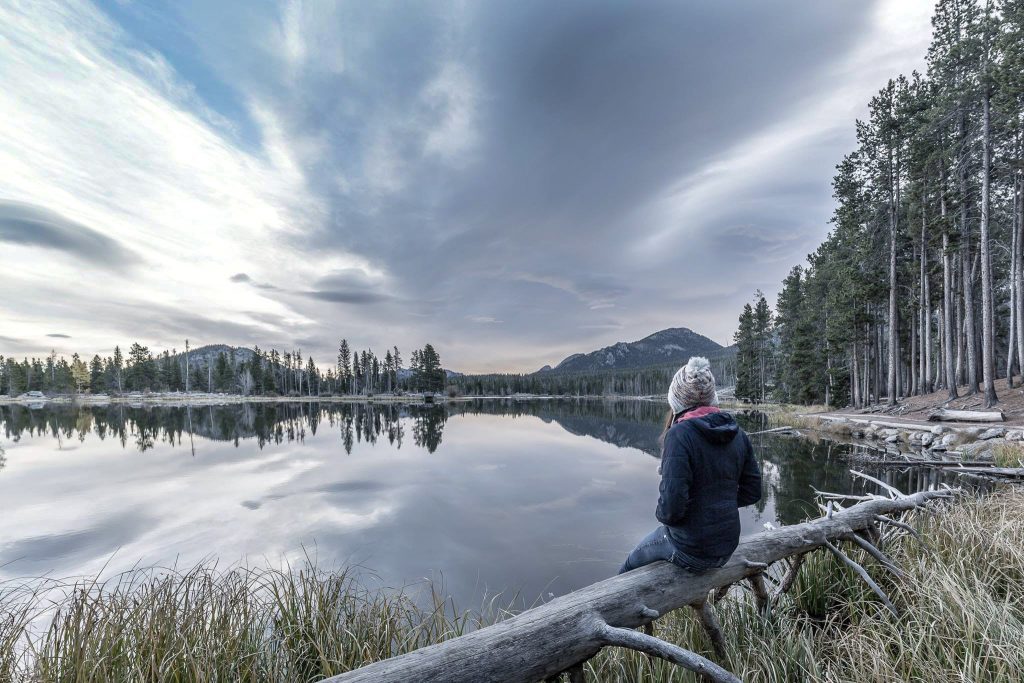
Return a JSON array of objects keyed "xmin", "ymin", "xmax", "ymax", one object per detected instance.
[{"xmin": 0, "ymin": 400, "xmax": 960, "ymax": 609}]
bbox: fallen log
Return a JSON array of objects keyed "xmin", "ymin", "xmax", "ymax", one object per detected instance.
[
  {"xmin": 815, "ymin": 416, "xmax": 937, "ymax": 432},
  {"xmin": 325, "ymin": 485, "xmax": 956, "ymax": 683},
  {"xmin": 952, "ymin": 466, "xmax": 1024, "ymax": 479},
  {"xmin": 927, "ymin": 408, "xmax": 1005, "ymax": 423}
]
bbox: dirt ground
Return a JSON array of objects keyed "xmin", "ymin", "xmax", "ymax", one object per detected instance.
[{"xmin": 813, "ymin": 377, "xmax": 1024, "ymax": 426}]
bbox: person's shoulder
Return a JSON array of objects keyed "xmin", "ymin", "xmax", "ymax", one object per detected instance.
[{"xmin": 666, "ymin": 420, "xmax": 696, "ymax": 444}]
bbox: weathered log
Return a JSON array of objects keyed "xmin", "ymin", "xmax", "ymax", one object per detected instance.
[
  {"xmin": 952, "ymin": 466, "xmax": 1024, "ymax": 479},
  {"xmin": 927, "ymin": 408, "xmax": 1005, "ymax": 422},
  {"xmin": 746, "ymin": 426, "xmax": 798, "ymax": 436},
  {"xmin": 324, "ymin": 488, "xmax": 954, "ymax": 683}
]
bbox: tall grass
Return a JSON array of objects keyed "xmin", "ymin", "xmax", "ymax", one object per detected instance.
[
  {"xmin": 1, "ymin": 562, "xmax": 473, "ymax": 682},
  {"xmin": 2, "ymin": 491, "xmax": 1023, "ymax": 682},
  {"xmin": 992, "ymin": 442, "xmax": 1024, "ymax": 468}
]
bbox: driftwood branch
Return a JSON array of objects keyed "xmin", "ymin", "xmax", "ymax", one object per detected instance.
[
  {"xmin": 927, "ymin": 408, "xmax": 1005, "ymax": 422},
  {"xmin": 822, "ymin": 539, "xmax": 900, "ymax": 617},
  {"xmin": 693, "ymin": 600, "xmax": 728, "ymax": 660},
  {"xmin": 596, "ymin": 622, "xmax": 740, "ymax": 683},
  {"xmin": 775, "ymin": 553, "xmax": 806, "ymax": 597},
  {"xmin": 844, "ymin": 533, "xmax": 907, "ymax": 579},
  {"xmin": 326, "ymin": 488, "xmax": 955, "ymax": 683}
]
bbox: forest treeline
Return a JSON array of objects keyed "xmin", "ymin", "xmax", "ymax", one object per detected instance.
[
  {"xmin": 0, "ymin": 340, "xmax": 447, "ymax": 397},
  {"xmin": 451, "ymin": 351, "xmax": 736, "ymax": 397},
  {"xmin": 734, "ymin": 0, "xmax": 1024, "ymax": 408}
]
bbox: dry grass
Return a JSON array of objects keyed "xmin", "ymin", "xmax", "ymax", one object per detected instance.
[
  {"xmin": 2, "ymin": 492, "xmax": 1023, "ymax": 682},
  {"xmin": 992, "ymin": 442, "xmax": 1024, "ymax": 468}
]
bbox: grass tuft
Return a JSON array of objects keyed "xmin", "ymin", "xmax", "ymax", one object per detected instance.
[{"xmin": 992, "ymin": 442, "xmax": 1024, "ymax": 468}]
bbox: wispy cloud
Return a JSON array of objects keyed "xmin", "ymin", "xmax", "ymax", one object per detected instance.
[{"xmin": 0, "ymin": 0, "xmax": 936, "ymax": 372}]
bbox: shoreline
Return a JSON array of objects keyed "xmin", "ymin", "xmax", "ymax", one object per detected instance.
[{"xmin": 0, "ymin": 392, "xmax": 674, "ymax": 407}]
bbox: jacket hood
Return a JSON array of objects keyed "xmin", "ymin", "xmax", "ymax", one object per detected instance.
[{"xmin": 683, "ymin": 410, "xmax": 739, "ymax": 445}]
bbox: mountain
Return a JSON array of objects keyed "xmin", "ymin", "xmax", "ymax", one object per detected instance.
[
  {"xmin": 542, "ymin": 327, "xmax": 725, "ymax": 374},
  {"xmin": 171, "ymin": 344, "xmax": 256, "ymax": 368}
]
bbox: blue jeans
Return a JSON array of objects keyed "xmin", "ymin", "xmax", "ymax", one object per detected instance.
[{"xmin": 619, "ymin": 525, "xmax": 730, "ymax": 574}]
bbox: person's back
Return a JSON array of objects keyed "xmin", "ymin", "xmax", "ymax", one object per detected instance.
[
  {"xmin": 619, "ymin": 357, "xmax": 762, "ymax": 574},
  {"xmin": 657, "ymin": 408, "xmax": 761, "ymax": 561}
]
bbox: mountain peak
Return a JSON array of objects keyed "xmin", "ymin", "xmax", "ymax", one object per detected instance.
[{"xmin": 544, "ymin": 327, "xmax": 723, "ymax": 374}]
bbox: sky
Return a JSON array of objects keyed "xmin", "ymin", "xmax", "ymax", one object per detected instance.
[{"xmin": 0, "ymin": 0, "xmax": 935, "ymax": 374}]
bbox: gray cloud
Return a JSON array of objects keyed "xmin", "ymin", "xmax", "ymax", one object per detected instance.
[
  {"xmin": 302, "ymin": 269, "xmax": 392, "ymax": 305},
  {"xmin": 0, "ymin": 201, "xmax": 135, "ymax": 270},
  {"xmin": 46, "ymin": 333, "xmax": 72, "ymax": 338},
  {"xmin": 0, "ymin": 0, "xmax": 932, "ymax": 371}
]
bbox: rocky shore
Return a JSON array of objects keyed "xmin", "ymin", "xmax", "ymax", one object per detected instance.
[{"xmin": 801, "ymin": 413, "xmax": 1023, "ymax": 463}]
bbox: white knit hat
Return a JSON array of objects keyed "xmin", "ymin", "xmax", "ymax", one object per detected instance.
[{"xmin": 667, "ymin": 356, "xmax": 718, "ymax": 414}]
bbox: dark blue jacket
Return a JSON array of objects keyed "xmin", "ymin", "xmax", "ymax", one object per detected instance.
[{"xmin": 656, "ymin": 410, "xmax": 762, "ymax": 560}]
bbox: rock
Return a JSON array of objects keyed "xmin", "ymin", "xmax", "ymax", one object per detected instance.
[
  {"xmin": 885, "ymin": 434, "xmax": 900, "ymax": 443},
  {"xmin": 940, "ymin": 433, "xmax": 958, "ymax": 448},
  {"xmin": 931, "ymin": 425, "xmax": 945, "ymax": 435},
  {"xmin": 979, "ymin": 427, "xmax": 1006, "ymax": 440},
  {"xmin": 1006, "ymin": 430, "xmax": 1024, "ymax": 442},
  {"xmin": 882, "ymin": 428, "xmax": 899, "ymax": 438},
  {"xmin": 921, "ymin": 433, "xmax": 934, "ymax": 447},
  {"xmin": 962, "ymin": 438, "xmax": 1004, "ymax": 457}
]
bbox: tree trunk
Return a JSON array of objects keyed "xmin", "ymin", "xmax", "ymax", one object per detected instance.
[
  {"xmin": 888, "ymin": 205, "xmax": 899, "ymax": 405},
  {"xmin": 1017, "ymin": 171, "xmax": 1024, "ymax": 389},
  {"xmin": 956, "ymin": 254, "xmax": 964, "ymax": 386},
  {"xmin": 852, "ymin": 341, "xmax": 862, "ymax": 408},
  {"xmin": 923, "ymin": 208, "xmax": 932, "ymax": 394},
  {"xmin": 961, "ymin": 112, "xmax": 979, "ymax": 396},
  {"xmin": 1008, "ymin": 185, "xmax": 1018, "ymax": 389},
  {"xmin": 326, "ymin": 489, "xmax": 956, "ymax": 683},
  {"xmin": 979, "ymin": 92, "xmax": 997, "ymax": 406}
]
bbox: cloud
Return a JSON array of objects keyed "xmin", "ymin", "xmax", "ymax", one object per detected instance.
[
  {"xmin": 0, "ymin": 201, "xmax": 135, "ymax": 270},
  {"xmin": 302, "ymin": 268, "xmax": 392, "ymax": 305},
  {"xmin": 46, "ymin": 333, "xmax": 72, "ymax": 338},
  {"xmin": 0, "ymin": 0, "xmax": 937, "ymax": 372}
]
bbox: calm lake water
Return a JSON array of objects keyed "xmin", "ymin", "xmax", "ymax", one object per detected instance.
[{"xmin": 0, "ymin": 400, "xmax": 960, "ymax": 608}]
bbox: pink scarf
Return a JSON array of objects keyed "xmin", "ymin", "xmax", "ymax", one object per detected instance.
[{"xmin": 675, "ymin": 406, "xmax": 720, "ymax": 424}]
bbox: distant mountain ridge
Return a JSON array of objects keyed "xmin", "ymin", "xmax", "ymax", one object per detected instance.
[{"xmin": 540, "ymin": 327, "xmax": 726, "ymax": 374}]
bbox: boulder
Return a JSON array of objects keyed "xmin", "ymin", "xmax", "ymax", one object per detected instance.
[
  {"xmin": 931, "ymin": 425, "xmax": 945, "ymax": 435},
  {"xmin": 885, "ymin": 434, "xmax": 900, "ymax": 444},
  {"xmin": 978, "ymin": 427, "xmax": 1006, "ymax": 440},
  {"xmin": 1005, "ymin": 430, "xmax": 1024, "ymax": 442},
  {"xmin": 920, "ymin": 432, "xmax": 934, "ymax": 447}
]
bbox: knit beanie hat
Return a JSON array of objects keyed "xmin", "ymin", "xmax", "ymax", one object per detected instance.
[{"xmin": 667, "ymin": 356, "xmax": 718, "ymax": 414}]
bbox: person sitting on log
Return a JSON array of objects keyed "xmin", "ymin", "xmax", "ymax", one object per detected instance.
[{"xmin": 619, "ymin": 357, "xmax": 762, "ymax": 574}]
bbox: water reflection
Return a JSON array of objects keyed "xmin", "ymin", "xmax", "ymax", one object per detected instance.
[{"xmin": 0, "ymin": 400, "xmax": 981, "ymax": 608}]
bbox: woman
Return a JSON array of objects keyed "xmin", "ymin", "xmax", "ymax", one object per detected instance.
[{"xmin": 619, "ymin": 356, "xmax": 762, "ymax": 574}]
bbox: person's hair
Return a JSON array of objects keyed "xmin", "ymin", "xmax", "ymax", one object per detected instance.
[{"xmin": 658, "ymin": 408, "xmax": 677, "ymax": 451}]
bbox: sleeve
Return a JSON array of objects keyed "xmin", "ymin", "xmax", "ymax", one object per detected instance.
[
  {"xmin": 655, "ymin": 428, "xmax": 692, "ymax": 526},
  {"xmin": 737, "ymin": 433, "xmax": 762, "ymax": 507}
]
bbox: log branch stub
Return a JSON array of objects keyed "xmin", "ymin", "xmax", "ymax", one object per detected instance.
[
  {"xmin": 845, "ymin": 533, "xmax": 907, "ymax": 579},
  {"xmin": 596, "ymin": 622, "xmax": 741, "ymax": 683},
  {"xmin": 822, "ymin": 539, "xmax": 900, "ymax": 617},
  {"xmin": 775, "ymin": 553, "xmax": 806, "ymax": 597},
  {"xmin": 747, "ymin": 573, "xmax": 771, "ymax": 618},
  {"xmin": 850, "ymin": 470, "xmax": 906, "ymax": 499},
  {"xmin": 693, "ymin": 600, "xmax": 729, "ymax": 660}
]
